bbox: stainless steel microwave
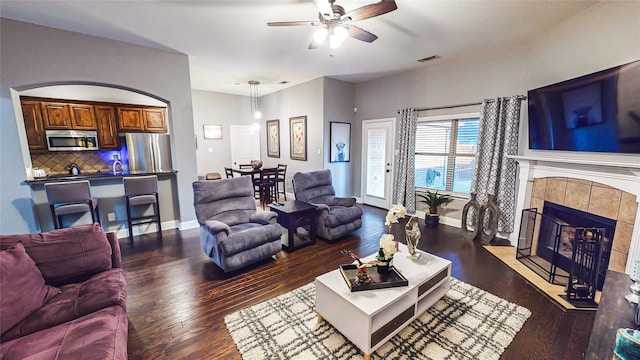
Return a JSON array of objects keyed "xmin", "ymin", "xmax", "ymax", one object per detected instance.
[{"xmin": 45, "ymin": 130, "xmax": 99, "ymax": 151}]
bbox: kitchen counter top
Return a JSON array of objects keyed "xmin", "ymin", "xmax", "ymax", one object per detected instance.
[{"xmin": 26, "ymin": 170, "xmax": 177, "ymax": 184}]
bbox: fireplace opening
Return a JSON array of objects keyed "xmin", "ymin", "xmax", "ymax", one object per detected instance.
[{"xmin": 517, "ymin": 202, "xmax": 615, "ymax": 306}]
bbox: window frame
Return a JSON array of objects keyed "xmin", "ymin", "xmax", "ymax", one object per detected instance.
[{"xmin": 415, "ymin": 112, "xmax": 480, "ymax": 197}]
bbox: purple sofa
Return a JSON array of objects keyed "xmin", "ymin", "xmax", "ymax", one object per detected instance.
[{"xmin": 0, "ymin": 224, "xmax": 127, "ymax": 359}]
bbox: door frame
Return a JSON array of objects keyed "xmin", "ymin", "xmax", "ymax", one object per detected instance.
[{"xmin": 360, "ymin": 118, "xmax": 396, "ymax": 209}]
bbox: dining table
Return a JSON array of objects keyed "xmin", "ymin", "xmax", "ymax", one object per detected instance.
[{"xmin": 230, "ymin": 166, "xmax": 285, "ymax": 205}]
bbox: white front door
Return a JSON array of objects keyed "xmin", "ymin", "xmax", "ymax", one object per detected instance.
[
  {"xmin": 230, "ymin": 125, "xmax": 260, "ymax": 166},
  {"xmin": 361, "ymin": 119, "xmax": 395, "ymax": 209}
]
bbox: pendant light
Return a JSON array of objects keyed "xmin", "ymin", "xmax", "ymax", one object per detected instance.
[{"xmin": 248, "ymin": 80, "xmax": 262, "ymax": 120}]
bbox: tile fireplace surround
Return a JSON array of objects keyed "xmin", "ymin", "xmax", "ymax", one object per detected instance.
[{"xmin": 510, "ymin": 155, "xmax": 640, "ymax": 275}]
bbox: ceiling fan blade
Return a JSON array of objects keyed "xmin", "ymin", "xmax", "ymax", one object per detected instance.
[
  {"xmin": 313, "ymin": 0, "xmax": 333, "ymax": 18},
  {"xmin": 309, "ymin": 39, "xmax": 322, "ymax": 50},
  {"xmin": 267, "ymin": 21, "xmax": 317, "ymax": 27},
  {"xmin": 345, "ymin": 25, "xmax": 378, "ymax": 43},
  {"xmin": 344, "ymin": 0, "xmax": 397, "ymax": 22}
]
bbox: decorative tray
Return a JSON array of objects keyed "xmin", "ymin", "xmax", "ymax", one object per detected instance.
[{"xmin": 339, "ymin": 264, "xmax": 409, "ymax": 292}]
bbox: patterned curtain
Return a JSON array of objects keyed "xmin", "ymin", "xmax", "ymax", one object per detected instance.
[
  {"xmin": 392, "ymin": 108, "xmax": 418, "ymax": 213},
  {"xmin": 470, "ymin": 96, "xmax": 522, "ymax": 232}
]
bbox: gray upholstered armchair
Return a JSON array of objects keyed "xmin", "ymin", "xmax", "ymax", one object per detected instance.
[
  {"xmin": 292, "ymin": 169, "xmax": 363, "ymax": 241},
  {"xmin": 192, "ymin": 176, "xmax": 283, "ymax": 272}
]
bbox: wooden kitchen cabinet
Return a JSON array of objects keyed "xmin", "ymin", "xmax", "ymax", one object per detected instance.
[
  {"xmin": 95, "ymin": 106, "xmax": 119, "ymax": 150},
  {"xmin": 69, "ymin": 103, "xmax": 97, "ymax": 130},
  {"xmin": 41, "ymin": 101, "xmax": 73, "ymax": 129},
  {"xmin": 41, "ymin": 101, "xmax": 97, "ymax": 130},
  {"xmin": 117, "ymin": 107, "xmax": 144, "ymax": 131},
  {"xmin": 117, "ymin": 106, "xmax": 167, "ymax": 132},
  {"xmin": 143, "ymin": 108, "xmax": 167, "ymax": 132},
  {"xmin": 21, "ymin": 100, "xmax": 47, "ymax": 152}
]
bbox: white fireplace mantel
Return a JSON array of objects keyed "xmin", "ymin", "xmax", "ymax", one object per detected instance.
[{"xmin": 508, "ymin": 155, "xmax": 640, "ymax": 275}]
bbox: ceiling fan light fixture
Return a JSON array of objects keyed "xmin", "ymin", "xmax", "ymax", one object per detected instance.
[
  {"xmin": 329, "ymin": 25, "xmax": 348, "ymax": 49},
  {"xmin": 313, "ymin": 27, "xmax": 328, "ymax": 44},
  {"xmin": 334, "ymin": 25, "xmax": 348, "ymax": 42}
]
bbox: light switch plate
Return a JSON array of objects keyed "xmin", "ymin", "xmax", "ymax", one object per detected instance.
[{"xmin": 632, "ymin": 259, "xmax": 640, "ymax": 281}]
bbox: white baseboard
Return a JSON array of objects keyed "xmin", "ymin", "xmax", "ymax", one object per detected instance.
[
  {"xmin": 179, "ymin": 220, "xmax": 199, "ymax": 231},
  {"xmin": 413, "ymin": 210, "xmax": 460, "ymax": 228},
  {"xmin": 110, "ymin": 220, "xmax": 180, "ymax": 239}
]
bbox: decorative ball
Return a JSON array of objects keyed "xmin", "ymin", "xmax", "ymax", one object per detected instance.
[{"xmin": 250, "ymin": 160, "xmax": 263, "ymax": 169}]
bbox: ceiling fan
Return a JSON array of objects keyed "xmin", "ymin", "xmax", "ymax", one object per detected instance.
[{"xmin": 267, "ymin": 0, "xmax": 397, "ymax": 49}]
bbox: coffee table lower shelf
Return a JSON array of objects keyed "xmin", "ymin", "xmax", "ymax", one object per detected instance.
[{"xmin": 315, "ymin": 245, "xmax": 451, "ymax": 359}]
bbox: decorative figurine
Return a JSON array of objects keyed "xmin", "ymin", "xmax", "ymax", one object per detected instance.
[{"xmin": 405, "ymin": 216, "xmax": 421, "ymax": 260}]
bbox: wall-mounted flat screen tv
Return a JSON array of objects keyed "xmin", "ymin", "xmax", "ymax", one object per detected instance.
[{"xmin": 528, "ymin": 60, "xmax": 640, "ymax": 154}]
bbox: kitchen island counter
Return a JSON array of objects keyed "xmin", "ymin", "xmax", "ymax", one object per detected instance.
[
  {"xmin": 26, "ymin": 170, "xmax": 177, "ymax": 184},
  {"xmin": 26, "ymin": 171, "xmax": 179, "ymax": 235}
]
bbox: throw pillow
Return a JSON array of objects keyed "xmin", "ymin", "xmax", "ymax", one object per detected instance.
[
  {"xmin": 0, "ymin": 242, "xmax": 60, "ymax": 335},
  {"xmin": 0, "ymin": 224, "xmax": 112, "ymax": 285}
]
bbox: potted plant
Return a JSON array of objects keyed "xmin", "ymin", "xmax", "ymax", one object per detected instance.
[{"xmin": 416, "ymin": 190, "xmax": 454, "ymax": 226}]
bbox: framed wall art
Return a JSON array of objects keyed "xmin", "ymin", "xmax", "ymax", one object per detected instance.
[
  {"xmin": 203, "ymin": 124, "xmax": 222, "ymax": 139},
  {"xmin": 289, "ymin": 116, "xmax": 307, "ymax": 161},
  {"xmin": 330, "ymin": 122, "xmax": 351, "ymax": 162},
  {"xmin": 266, "ymin": 119, "xmax": 280, "ymax": 158}
]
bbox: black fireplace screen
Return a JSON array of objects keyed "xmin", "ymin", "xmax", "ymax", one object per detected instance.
[{"xmin": 517, "ymin": 204, "xmax": 614, "ymax": 308}]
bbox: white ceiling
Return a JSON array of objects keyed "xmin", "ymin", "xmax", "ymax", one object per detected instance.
[{"xmin": 1, "ymin": 0, "xmax": 601, "ymax": 96}]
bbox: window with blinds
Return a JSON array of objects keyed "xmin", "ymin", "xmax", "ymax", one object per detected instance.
[{"xmin": 415, "ymin": 116, "xmax": 479, "ymax": 194}]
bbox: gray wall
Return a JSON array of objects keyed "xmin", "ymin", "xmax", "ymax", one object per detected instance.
[
  {"xmin": 323, "ymin": 78, "xmax": 356, "ymax": 197},
  {"xmin": 192, "ymin": 78, "xmax": 358, "ymax": 198},
  {"xmin": 192, "ymin": 90, "xmax": 249, "ymax": 177},
  {"xmin": 354, "ymin": 1, "xmax": 640, "ymax": 218},
  {"xmin": 0, "ymin": 19, "xmax": 198, "ymax": 234},
  {"xmin": 258, "ymin": 78, "xmax": 325, "ymax": 196}
]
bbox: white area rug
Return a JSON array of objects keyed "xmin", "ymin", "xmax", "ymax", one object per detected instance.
[{"xmin": 225, "ymin": 278, "xmax": 531, "ymax": 360}]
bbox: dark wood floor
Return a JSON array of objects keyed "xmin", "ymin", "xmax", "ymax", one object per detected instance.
[{"xmin": 121, "ymin": 205, "xmax": 595, "ymax": 359}]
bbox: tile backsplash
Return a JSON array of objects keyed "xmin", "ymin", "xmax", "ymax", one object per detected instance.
[{"xmin": 32, "ymin": 150, "xmax": 123, "ymax": 175}]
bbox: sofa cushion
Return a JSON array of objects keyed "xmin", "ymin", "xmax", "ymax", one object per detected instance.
[
  {"xmin": 1, "ymin": 268, "xmax": 127, "ymax": 341},
  {"xmin": 219, "ymin": 224, "xmax": 282, "ymax": 256},
  {"xmin": 0, "ymin": 224, "xmax": 112, "ymax": 286},
  {"xmin": 324, "ymin": 206, "xmax": 364, "ymax": 228},
  {"xmin": 0, "ymin": 306, "xmax": 128, "ymax": 360},
  {"xmin": 0, "ymin": 242, "xmax": 61, "ymax": 336}
]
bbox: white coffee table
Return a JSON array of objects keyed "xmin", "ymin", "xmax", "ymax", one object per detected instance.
[{"xmin": 315, "ymin": 243, "xmax": 451, "ymax": 360}]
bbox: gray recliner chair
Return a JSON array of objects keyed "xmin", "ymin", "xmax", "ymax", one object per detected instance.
[
  {"xmin": 193, "ymin": 176, "xmax": 283, "ymax": 272},
  {"xmin": 292, "ymin": 169, "xmax": 363, "ymax": 241}
]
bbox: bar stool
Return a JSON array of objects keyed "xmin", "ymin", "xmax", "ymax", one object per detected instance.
[
  {"xmin": 45, "ymin": 180, "xmax": 100, "ymax": 229},
  {"xmin": 205, "ymin": 172, "xmax": 222, "ymax": 180},
  {"xmin": 124, "ymin": 175, "xmax": 161, "ymax": 242}
]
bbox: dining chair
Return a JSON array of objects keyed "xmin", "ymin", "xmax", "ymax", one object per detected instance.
[
  {"xmin": 259, "ymin": 167, "xmax": 278, "ymax": 209},
  {"xmin": 238, "ymin": 164, "xmax": 261, "ymax": 198},
  {"xmin": 224, "ymin": 167, "xmax": 234, "ymax": 178},
  {"xmin": 276, "ymin": 163, "xmax": 287, "ymax": 201},
  {"xmin": 45, "ymin": 180, "xmax": 100, "ymax": 229}
]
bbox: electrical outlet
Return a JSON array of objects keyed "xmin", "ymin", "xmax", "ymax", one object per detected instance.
[{"xmin": 107, "ymin": 212, "xmax": 116, "ymax": 222}]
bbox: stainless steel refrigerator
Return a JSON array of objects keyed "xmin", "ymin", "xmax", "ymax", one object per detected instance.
[{"xmin": 124, "ymin": 133, "xmax": 174, "ymax": 173}]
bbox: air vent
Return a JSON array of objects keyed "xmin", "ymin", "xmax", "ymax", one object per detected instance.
[{"xmin": 417, "ymin": 55, "xmax": 440, "ymax": 63}]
